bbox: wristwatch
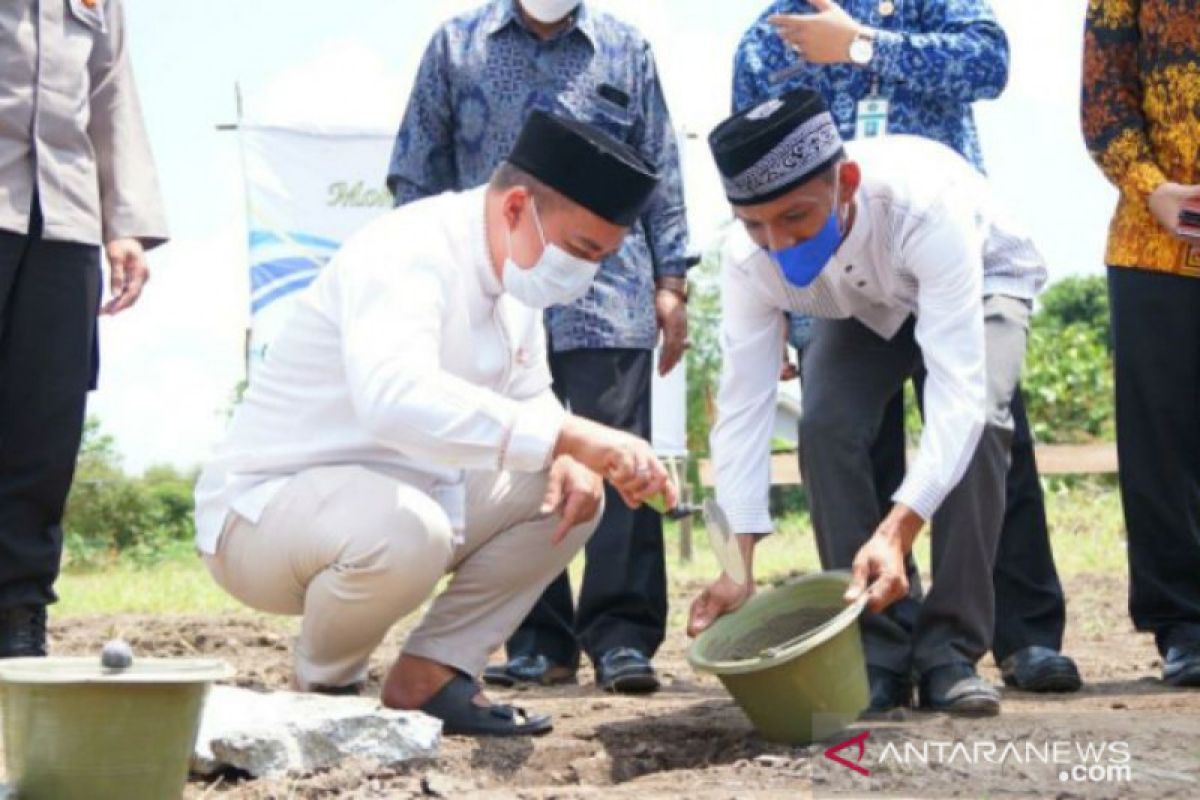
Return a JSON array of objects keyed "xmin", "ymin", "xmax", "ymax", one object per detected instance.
[{"xmin": 848, "ymin": 29, "xmax": 876, "ymax": 66}]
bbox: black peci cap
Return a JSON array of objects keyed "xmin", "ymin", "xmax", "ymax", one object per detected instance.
[
  {"xmin": 507, "ymin": 110, "xmax": 660, "ymax": 226},
  {"xmin": 709, "ymin": 88, "xmax": 845, "ymax": 206}
]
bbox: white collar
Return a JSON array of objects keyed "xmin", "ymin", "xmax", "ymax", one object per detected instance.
[
  {"xmin": 829, "ymin": 186, "xmax": 871, "ymax": 274},
  {"xmin": 469, "ymin": 187, "xmax": 504, "ymax": 298}
]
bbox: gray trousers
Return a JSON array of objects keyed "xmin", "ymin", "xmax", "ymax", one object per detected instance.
[{"xmin": 799, "ymin": 295, "xmax": 1030, "ymax": 676}]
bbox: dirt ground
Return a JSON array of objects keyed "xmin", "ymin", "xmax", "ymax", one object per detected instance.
[{"xmin": 6, "ymin": 572, "xmax": 1200, "ymax": 799}]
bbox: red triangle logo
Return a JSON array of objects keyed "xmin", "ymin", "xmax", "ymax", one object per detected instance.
[{"xmin": 824, "ymin": 730, "xmax": 871, "ymax": 776}]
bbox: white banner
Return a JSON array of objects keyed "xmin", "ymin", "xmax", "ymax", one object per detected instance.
[{"xmin": 239, "ymin": 123, "xmax": 687, "ymax": 456}]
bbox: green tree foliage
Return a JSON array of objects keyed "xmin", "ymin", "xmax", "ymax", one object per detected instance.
[
  {"xmin": 63, "ymin": 417, "xmax": 198, "ymax": 567},
  {"xmin": 684, "ymin": 243, "xmax": 723, "ymax": 460},
  {"xmin": 906, "ymin": 275, "xmax": 1113, "ymax": 444},
  {"xmin": 1035, "ymin": 275, "xmax": 1110, "ymax": 349},
  {"xmin": 1021, "ymin": 276, "xmax": 1113, "ymax": 443}
]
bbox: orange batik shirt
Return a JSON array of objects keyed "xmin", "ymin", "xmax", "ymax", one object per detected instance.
[{"xmin": 1083, "ymin": 0, "xmax": 1200, "ymax": 276}]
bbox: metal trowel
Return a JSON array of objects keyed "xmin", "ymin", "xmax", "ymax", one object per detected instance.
[{"xmin": 702, "ymin": 498, "xmax": 748, "ymax": 586}]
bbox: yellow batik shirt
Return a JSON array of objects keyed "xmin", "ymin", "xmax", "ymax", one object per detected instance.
[{"xmin": 1083, "ymin": 0, "xmax": 1200, "ymax": 276}]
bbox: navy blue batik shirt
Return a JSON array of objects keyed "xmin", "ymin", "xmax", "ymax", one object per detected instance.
[
  {"xmin": 388, "ymin": 0, "xmax": 691, "ymax": 353},
  {"xmin": 732, "ymin": 0, "xmax": 1010, "ymax": 174}
]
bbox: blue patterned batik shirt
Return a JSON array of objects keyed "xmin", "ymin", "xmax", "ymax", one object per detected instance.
[
  {"xmin": 732, "ymin": 0, "xmax": 1010, "ymax": 174},
  {"xmin": 734, "ymin": 0, "xmax": 1010, "ymax": 351},
  {"xmin": 388, "ymin": 0, "xmax": 691, "ymax": 353}
]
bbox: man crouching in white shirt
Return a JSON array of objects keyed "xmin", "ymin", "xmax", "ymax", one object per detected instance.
[
  {"xmin": 194, "ymin": 111, "xmax": 678, "ymax": 737},
  {"xmin": 687, "ymin": 88, "xmax": 1047, "ymax": 717}
]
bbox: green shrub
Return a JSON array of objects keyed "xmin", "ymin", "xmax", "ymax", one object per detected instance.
[
  {"xmin": 904, "ymin": 277, "xmax": 1114, "ymax": 445},
  {"xmin": 1035, "ymin": 275, "xmax": 1110, "ymax": 348},
  {"xmin": 1022, "ymin": 321, "xmax": 1114, "ymax": 443},
  {"xmin": 63, "ymin": 418, "xmax": 199, "ymax": 569},
  {"xmin": 1022, "ymin": 275, "xmax": 1113, "ymax": 443}
]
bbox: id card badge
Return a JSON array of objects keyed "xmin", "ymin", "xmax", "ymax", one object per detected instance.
[{"xmin": 855, "ymin": 95, "xmax": 890, "ymax": 139}]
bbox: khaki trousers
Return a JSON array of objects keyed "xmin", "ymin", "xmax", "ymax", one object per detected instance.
[{"xmin": 204, "ymin": 465, "xmax": 600, "ymax": 688}]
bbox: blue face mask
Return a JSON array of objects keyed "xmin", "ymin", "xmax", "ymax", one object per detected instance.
[
  {"xmin": 769, "ymin": 180, "xmax": 845, "ymax": 288},
  {"xmin": 770, "ymin": 211, "xmax": 842, "ymax": 288}
]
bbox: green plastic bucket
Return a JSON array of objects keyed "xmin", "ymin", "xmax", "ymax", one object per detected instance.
[
  {"xmin": 688, "ymin": 571, "xmax": 869, "ymax": 744},
  {"xmin": 0, "ymin": 656, "xmax": 232, "ymax": 800}
]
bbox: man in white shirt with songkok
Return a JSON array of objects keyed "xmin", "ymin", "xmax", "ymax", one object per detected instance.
[
  {"xmin": 195, "ymin": 112, "xmax": 678, "ymax": 737},
  {"xmin": 687, "ymin": 88, "xmax": 1046, "ymax": 717}
]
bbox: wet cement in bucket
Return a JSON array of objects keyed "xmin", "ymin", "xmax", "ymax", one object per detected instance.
[{"xmin": 708, "ymin": 607, "xmax": 844, "ymax": 661}]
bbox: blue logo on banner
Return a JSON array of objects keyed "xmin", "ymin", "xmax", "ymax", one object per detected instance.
[{"xmin": 248, "ymin": 230, "xmax": 341, "ymax": 314}]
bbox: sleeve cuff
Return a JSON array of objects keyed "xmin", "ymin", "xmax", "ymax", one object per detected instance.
[
  {"xmin": 102, "ymin": 213, "xmax": 169, "ymax": 251},
  {"xmin": 721, "ymin": 498, "xmax": 774, "ymax": 537},
  {"xmin": 501, "ymin": 400, "xmax": 567, "ymax": 473},
  {"xmin": 1123, "ymin": 160, "xmax": 1170, "ymax": 199},
  {"xmin": 653, "ymin": 255, "xmax": 698, "ymax": 279},
  {"xmin": 891, "ymin": 470, "xmax": 945, "ymax": 523}
]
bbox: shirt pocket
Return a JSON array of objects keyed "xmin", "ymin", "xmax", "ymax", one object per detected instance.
[
  {"xmin": 67, "ymin": 0, "xmax": 107, "ymax": 34},
  {"xmin": 555, "ymin": 77, "xmax": 636, "ymax": 140},
  {"xmin": 587, "ymin": 92, "xmax": 635, "ymax": 139}
]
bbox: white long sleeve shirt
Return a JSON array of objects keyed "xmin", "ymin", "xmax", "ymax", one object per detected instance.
[
  {"xmin": 194, "ymin": 187, "xmax": 566, "ymax": 554},
  {"xmin": 712, "ymin": 136, "xmax": 1047, "ymax": 535}
]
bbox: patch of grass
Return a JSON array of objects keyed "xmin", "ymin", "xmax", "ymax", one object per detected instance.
[
  {"xmin": 1042, "ymin": 477, "xmax": 1127, "ymax": 576},
  {"xmin": 52, "ymin": 483, "xmax": 1127, "ymax": 618},
  {"xmin": 55, "ymin": 556, "xmax": 242, "ymax": 617}
]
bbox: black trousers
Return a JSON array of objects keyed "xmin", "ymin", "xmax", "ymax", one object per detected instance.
[
  {"xmin": 867, "ymin": 380, "xmax": 1066, "ymax": 664},
  {"xmin": 505, "ymin": 348, "xmax": 667, "ymax": 667},
  {"xmin": 1108, "ymin": 266, "xmax": 1200, "ymax": 655},
  {"xmin": 0, "ymin": 203, "xmax": 101, "ymax": 610}
]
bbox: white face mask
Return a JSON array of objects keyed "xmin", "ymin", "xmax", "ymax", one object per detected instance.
[
  {"xmin": 520, "ymin": 0, "xmax": 580, "ymax": 24},
  {"xmin": 503, "ymin": 197, "xmax": 600, "ymax": 309}
]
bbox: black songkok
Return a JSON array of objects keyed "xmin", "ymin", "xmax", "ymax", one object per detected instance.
[{"xmin": 507, "ymin": 110, "xmax": 659, "ymax": 226}]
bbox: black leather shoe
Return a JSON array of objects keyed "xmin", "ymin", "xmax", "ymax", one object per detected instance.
[
  {"xmin": 482, "ymin": 655, "xmax": 577, "ymax": 688},
  {"xmin": 919, "ymin": 663, "xmax": 1000, "ymax": 717},
  {"xmin": 863, "ymin": 665, "xmax": 912, "ymax": 716},
  {"xmin": 0, "ymin": 605, "xmax": 47, "ymax": 658},
  {"xmin": 1000, "ymin": 646, "xmax": 1082, "ymax": 693},
  {"xmin": 1162, "ymin": 643, "xmax": 1200, "ymax": 687},
  {"xmin": 595, "ymin": 648, "xmax": 659, "ymax": 694}
]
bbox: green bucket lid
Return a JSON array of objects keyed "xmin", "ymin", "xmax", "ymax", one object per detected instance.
[{"xmin": 0, "ymin": 656, "xmax": 232, "ymax": 685}]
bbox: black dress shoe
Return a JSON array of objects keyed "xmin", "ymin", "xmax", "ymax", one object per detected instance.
[
  {"xmin": 1162, "ymin": 643, "xmax": 1200, "ymax": 687},
  {"xmin": 1000, "ymin": 646, "xmax": 1082, "ymax": 693},
  {"xmin": 0, "ymin": 605, "xmax": 47, "ymax": 658},
  {"xmin": 863, "ymin": 665, "xmax": 912, "ymax": 716},
  {"xmin": 919, "ymin": 663, "xmax": 1000, "ymax": 717},
  {"xmin": 482, "ymin": 655, "xmax": 577, "ymax": 688},
  {"xmin": 595, "ymin": 648, "xmax": 659, "ymax": 694}
]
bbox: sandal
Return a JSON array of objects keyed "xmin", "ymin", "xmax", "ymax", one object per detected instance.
[{"xmin": 420, "ymin": 674, "xmax": 553, "ymax": 737}]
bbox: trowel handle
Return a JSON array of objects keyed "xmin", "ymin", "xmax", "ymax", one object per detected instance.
[
  {"xmin": 644, "ymin": 493, "xmax": 670, "ymax": 515},
  {"xmin": 645, "ymin": 458, "xmax": 697, "ymax": 519},
  {"xmin": 645, "ymin": 493, "xmax": 701, "ymax": 520}
]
